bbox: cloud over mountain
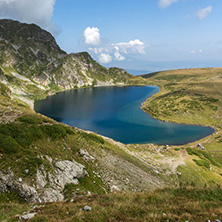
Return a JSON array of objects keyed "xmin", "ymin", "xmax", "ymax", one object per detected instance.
[
  {"xmin": 0, "ymin": 0, "xmax": 56, "ymax": 32},
  {"xmin": 98, "ymin": 53, "xmax": 112, "ymax": 64},
  {"xmin": 83, "ymin": 27, "xmax": 101, "ymax": 46},
  {"xmin": 89, "ymin": 39, "xmax": 146, "ymax": 63},
  {"xmin": 113, "ymin": 39, "xmax": 146, "ymax": 55}
]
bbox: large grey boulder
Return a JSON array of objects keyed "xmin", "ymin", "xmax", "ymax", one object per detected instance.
[{"xmin": 0, "ymin": 159, "xmax": 86, "ymax": 203}]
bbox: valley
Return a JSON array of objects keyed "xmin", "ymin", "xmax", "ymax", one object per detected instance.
[{"xmin": 0, "ymin": 19, "xmax": 221, "ymax": 221}]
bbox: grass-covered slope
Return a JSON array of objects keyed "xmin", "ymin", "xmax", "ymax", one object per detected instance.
[
  {"xmin": 0, "ymin": 86, "xmax": 177, "ymax": 203},
  {"xmin": 1, "ymin": 188, "xmax": 222, "ymax": 222},
  {"xmin": 141, "ymin": 68, "xmax": 222, "ymax": 165},
  {"xmin": 1, "ymin": 75, "xmax": 221, "ymax": 205}
]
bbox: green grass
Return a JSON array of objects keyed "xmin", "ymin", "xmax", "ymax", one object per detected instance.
[
  {"xmin": 63, "ymin": 166, "xmax": 108, "ymax": 199},
  {"xmin": 0, "ymin": 82, "xmax": 11, "ymax": 98},
  {"xmin": 193, "ymin": 159, "xmax": 210, "ymax": 169},
  {"xmin": 7, "ymin": 188, "xmax": 219, "ymax": 222},
  {"xmin": 18, "ymin": 114, "xmax": 49, "ymax": 124},
  {"xmin": 186, "ymin": 148, "xmax": 221, "ymax": 167},
  {"xmin": 80, "ymin": 132, "xmax": 105, "ymax": 144},
  {"xmin": 0, "ymin": 134, "xmax": 20, "ymax": 154},
  {"xmin": 0, "ymin": 192, "xmax": 29, "ymax": 222}
]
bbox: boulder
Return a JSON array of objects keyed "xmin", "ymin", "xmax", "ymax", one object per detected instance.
[{"xmin": 0, "ymin": 159, "xmax": 86, "ymax": 203}]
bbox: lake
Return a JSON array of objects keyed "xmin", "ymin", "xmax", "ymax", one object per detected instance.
[{"xmin": 34, "ymin": 86, "xmax": 214, "ymax": 145}]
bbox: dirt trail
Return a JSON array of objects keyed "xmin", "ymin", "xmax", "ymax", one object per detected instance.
[{"xmin": 104, "ymin": 135, "xmax": 187, "ymax": 178}]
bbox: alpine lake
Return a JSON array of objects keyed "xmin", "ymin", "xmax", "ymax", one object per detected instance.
[{"xmin": 34, "ymin": 86, "xmax": 214, "ymax": 145}]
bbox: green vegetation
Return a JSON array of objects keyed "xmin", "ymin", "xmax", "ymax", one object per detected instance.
[
  {"xmin": 186, "ymin": 147, "xmax": 221, "ymax": 167},
  {"xmin": 142, "ymin": 68, "xmax": 222, "ymax": 165},
  {"xmin": 63, "ymin": 166, "xmax": 107, "ymax": 199},
  {"xmin": 0, "ymin": 134, "xmax": 20, "ymax": 154},
  {"xmin": 18, "ymin": 114, "xmax": 46, "ymax": 124},
  {"xmin": 81, "ymin": 132, "xmax": 105, "ymax": 144},
  {"xmin": 193, "ymin": 159, "xmax": 210, "ymax": 169},
  {"xmin": 0, "ymin": 82, "xmax": 11, "ymax": 98},
  {"xmin": 0, "ymin": 192, "xmax": 29, "ymax": 222},
  {"xmin": 2, "ymin": 188, "xmax": 221, "ymax": 222},
  {"xmin": 40, "ymin": 124, "xmax": 75, "ymax": 140}
]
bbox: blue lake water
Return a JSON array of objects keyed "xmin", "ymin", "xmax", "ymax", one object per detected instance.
[{"xmin": 34, "ymin": 86, "xmax": 214, "ymax": 145}]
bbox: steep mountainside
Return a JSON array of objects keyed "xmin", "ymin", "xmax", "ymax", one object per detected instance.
[{"xmin": 0, "ymin": 19, "xmax": 141, "ymax": 108}]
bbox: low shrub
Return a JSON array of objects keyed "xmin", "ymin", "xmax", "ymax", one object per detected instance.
[
  {"xmin": 193, "ymin": 159, "xmax": 210, "ymax": 169},
  {"xmin": 0, "ymin": 134, "xmax": 20, "ymax": 154},
  {"xmin": 18, "ymin": 114, "xmax": 44, "ymax": 124},
  {"xmin": 186, "ymin": 148, "xmax": 221, "ymax": 167},
  {"xmin": 40, "ymin": 124, "xmax": 74, "ymax": 140},
  {"xmin": 81, "ymin": 132, "xmax": 105, "ymax": 144}
]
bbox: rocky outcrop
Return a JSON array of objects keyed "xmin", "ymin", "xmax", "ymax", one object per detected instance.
[
  {"xmin": 0, "ymin": 19, "xmax": 63, "ymax": 52},
  {"xmin": 0, "ymin": 160, "xmax": 86, "ymax": 203},
  {"xmin": 0, "ymin": 172, "xmax": 42, "ymax": 202}
]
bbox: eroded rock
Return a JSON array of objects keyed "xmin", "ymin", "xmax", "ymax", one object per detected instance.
[{"xmin": 0, "ymin": 159, "xmax": 86, "ymax": 203}]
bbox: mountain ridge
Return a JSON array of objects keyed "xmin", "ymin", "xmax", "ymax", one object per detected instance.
[{"xmin": 0, "ymin": 19, "xmax": 144, "ymax": 108}]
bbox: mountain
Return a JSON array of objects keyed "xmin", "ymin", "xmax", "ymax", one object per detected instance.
[{"xmin": 0, "ymin": 19, "xmax": 144, "ymax": 108}]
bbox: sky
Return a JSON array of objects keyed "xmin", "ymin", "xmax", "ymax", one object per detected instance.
[{"xmin": 0, "ymin": 0, "xmax": 222, "ymax": 73}]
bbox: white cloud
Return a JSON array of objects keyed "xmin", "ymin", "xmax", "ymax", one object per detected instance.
[
  {"xmin": 0, "ymin": 0, "xmax": 57, "ymax": 32},
  {"xmin": 114, "ymin": 39, "xmax": 146, "ymax": 54},
  {"xmin": 114, "ymin": 50, "xmax": 125, "ymax": 61},
  {"xmin": 158, "ymin": 0, "xmax": 178, "ymax": 8},
  {"xmin": 98, "ymin": 53, "xmax": 112, "ymax": 64},
  {"xmin": 83, "ymin": 27, "xmax": 101, "ymax": 46},
  {"xmin": 89, "ymin": 38, "xmax": 146, "ymax": 63},
  {"xmin": 89, "ymin": 39, "xmax": 146, "ymax": 55},
  {"xmin": 114, "ymin": 46, "xmax": 125, "ymax": 61},
  {"xmin": 196, "ymin": 6, "xmax": 212, "ymax": 20},
  {"xmin": 89, "ymin": 47, "xmax": 110, "ymax": 54},
  {"xmin": 190, "ymin": 49, "xmax": 203, "ymax": 54}
]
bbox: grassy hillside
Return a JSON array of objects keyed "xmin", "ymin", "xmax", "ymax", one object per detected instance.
[
  {"xmin": 141, "ymin": 68, "xmax": 222, "ymax": 165},
  {"xmin": 0, "ymin": 69, "xmax": 222, "ymax": 221},
  {"xmin": 1, "ymin": 188, "xmax": 222, "ymax": 222},
  {"xmin": 0, "ymin": 84, "xmax": 190, "ymax": 200}
]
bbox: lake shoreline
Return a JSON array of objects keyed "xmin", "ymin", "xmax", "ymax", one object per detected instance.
[
  {"xmin": 35, "ymin": 85, "xmax": 214, "ymax": 145},
  {"xmin": 140, "ymin": 85, "xmax": 216, "ymax": 146}
]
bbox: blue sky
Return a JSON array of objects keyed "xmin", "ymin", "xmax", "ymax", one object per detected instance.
[{"xmin": 0, "ymin": 0, "xmax": 221, "ymax": 72}]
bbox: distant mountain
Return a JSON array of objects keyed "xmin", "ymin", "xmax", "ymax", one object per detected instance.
[{"xmin": 125, "ymin": 69, "xmax": 153, "ymax": 76}]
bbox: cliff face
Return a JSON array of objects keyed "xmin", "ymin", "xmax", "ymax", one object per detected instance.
[{"xmin": 0, "ymin": 19, "xmax": 131, "ymax": 103}]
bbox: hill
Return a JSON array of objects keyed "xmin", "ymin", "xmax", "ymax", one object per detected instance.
[
  {"xmin": 141, "ymin": 68, "xmax": 222, "ymax": 166},
  {"xmin": 0, "ymin": 20, "xmax": 222, "ymax": 221}
]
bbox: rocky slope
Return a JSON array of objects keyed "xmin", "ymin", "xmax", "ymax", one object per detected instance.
[{"xmin": 0, "ymin": 19, "xmax": 137, "ymax": 108}]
